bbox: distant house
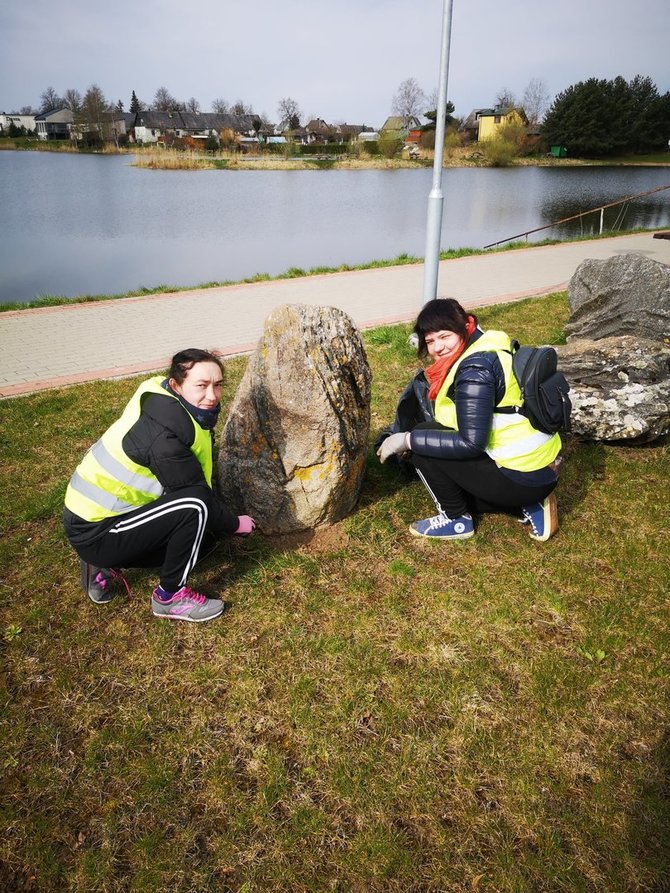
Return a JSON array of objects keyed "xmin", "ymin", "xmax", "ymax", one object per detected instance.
[
  {"xmin": 460, "ymin": 108, "xmax": 491, "ymax": 141},
  {"xmin": 476, "ymin": 107, "xmax": 528, "ymax": 141},
  {"xmin": 380, "ymin": 115, "xmax": 422, "ymax": 138},
  {"xmin": 283, "ymin": 126, "xmax": 308, "ymax": 145},
  {"xmin": 333, "ymin": 124, "xmax": 371, "ymax": 143},
  {"xmin": 0, "ymin": 113, "xmax": 36, "ymax": 135},
  {"xmin": 303, "ymin": 118, "xmax": 335, "ymax": 143},
  {"xmin": 71, "ymin": 108, "xmax": 132, "ymax": 145},
  {"xmin": 34, "ymin": 108, "xmax": 74, "ymax": 140},
  {"xmin": 132, "ymin": 110, "xmax": 259, "ymax": 144}
]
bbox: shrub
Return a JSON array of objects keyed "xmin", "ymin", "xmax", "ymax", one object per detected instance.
[
  {"xmin": 378, "ymin": 135, "xmax": 403, "ymax": 158},
  {"xmin": 79, "ymin": 130, "xmax": 103, "ymax": 150},
  {"xmin": 479, "ymin": 138, "xmax": 518, "ymax": 166},
  {"xmin": 362, "ymin": 140, "xmax": 379, "ymax": 155},
  {"xmin": 299, "ymin": 143, "xmax": 348, "ymax": 155},
  {"xmin": 204, "ymin": 132, "xmax": 219, "ymax": 152},
  {"xmin": 264, "ymin": 142, "xmax": 290, "ymax": 154},
  {"xmin": 421, "ymin": 129, "xmax": 435, "ymax": 150}
]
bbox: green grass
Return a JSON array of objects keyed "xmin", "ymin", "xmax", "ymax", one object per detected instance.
[{"xmin": 1, "ymin": 291, "xmax": 669, "ymax": 892}]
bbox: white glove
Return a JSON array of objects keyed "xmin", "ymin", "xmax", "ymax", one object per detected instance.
[{"xmin": 377, "ymin": 431, "xmax": 410, "ymax": 464}]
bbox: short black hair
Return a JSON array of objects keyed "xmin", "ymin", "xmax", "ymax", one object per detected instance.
[
  {"xmin": 413, "ymin": 299, "xmax": 476, "ymax": 358},
  {"xmin": 168, "ymin": 348, "xmax": 224, "ymax": 385}
]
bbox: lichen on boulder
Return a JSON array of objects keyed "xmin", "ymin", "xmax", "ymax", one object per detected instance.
[{"xmin": 218, "ymin": 303, "xmax": 372, "ymax": 533}]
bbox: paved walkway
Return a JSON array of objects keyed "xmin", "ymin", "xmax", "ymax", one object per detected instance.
[{"xmin": 1, "ymin": 232, "xmax": 669, "ymax": 397}]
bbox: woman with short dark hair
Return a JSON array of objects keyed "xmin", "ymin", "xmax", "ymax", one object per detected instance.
[
  {"xmin": 377, "ymin": 299, "xmax": 562, "ymax": 541},
  {"xmin": 64, "ymin": 348, "xmax": 255, "ymax": 622}
]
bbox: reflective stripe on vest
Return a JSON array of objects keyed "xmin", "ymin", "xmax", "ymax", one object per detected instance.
[
  {"xmin": 65, "ymin": 376, "xmax": 213, "ymax": 522},
  {"xmin": 434, "ymin": 330, "xmax": 561, "ymax": 472},
  {"xmin": 91, "ymin": 440, "xmax": 164, "ymax": 499}
]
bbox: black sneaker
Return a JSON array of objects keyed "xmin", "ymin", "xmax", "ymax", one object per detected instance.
[{"xmin": 79, "ymin": 560, "xmax": 129, "ymax": 604}]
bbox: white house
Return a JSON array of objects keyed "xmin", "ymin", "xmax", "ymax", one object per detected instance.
[
  {"xmin": 0, "ymin": 113, "xmax": 36, "ymax": 134},
  {"xmin": 34, "ymin": 108, "xmax": 74, "ymax": 140}
]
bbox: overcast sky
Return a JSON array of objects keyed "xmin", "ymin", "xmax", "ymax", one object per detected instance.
[{"xmin": 1, "ymin": 0, "xmax": 668, "ymax": 126}]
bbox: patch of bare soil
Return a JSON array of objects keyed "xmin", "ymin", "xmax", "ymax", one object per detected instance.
[{"xmin": 265, "ymin": 521, "xmax": 350, "ymax": 553}]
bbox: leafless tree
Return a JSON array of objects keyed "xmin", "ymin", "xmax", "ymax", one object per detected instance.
[
  {"xmin": 40, "ymin": 86, "xmax": 62, "ymax": 112},
  {"xmin": 277, "ymin": 97, "xmax": 301, "ymax": 130},
  {"xmin": 521, "ymin": 77, "xmax": 550, "ymax": 126},
  {"xmin": 62, "ymin": 88, "xmax": 83, "ymax": 115},
  {"xmin": 185, "ymin": 97, "xmax": 201, "ymax": 114},
  {"xmin": 20, "ymin": 105, "xmax": 35, "ymax": 115},
  {"xmin": 495, "ymin": 87, "xmax": 517, "ymax": 109},
  {"xmin": 391, "ymin": 77, "xmax": 426, "ymax": 120},
  {"xmin": 153, "ymin": 86, "xmax": 179, "ymax": 111},
  {"xmin": 211, "ymin": 98, "xmax": 229, "ymax": 114},
  {"xmin": 82, "ymin": 85, "xmax": 107, "ymax": 126},
  {"xmin": 231, "ymin": 99, "xmax": 253, "ymax": 115}
]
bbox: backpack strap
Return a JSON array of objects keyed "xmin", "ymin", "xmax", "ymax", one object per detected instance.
[{"xmin": 496, "ymin": 340, "xmax": 526, "ymax": 416}]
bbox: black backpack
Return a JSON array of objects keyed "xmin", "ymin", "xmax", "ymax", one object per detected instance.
[{"xmin": 502, "ymin": 342, "xmax": 572, "ymax": 434}]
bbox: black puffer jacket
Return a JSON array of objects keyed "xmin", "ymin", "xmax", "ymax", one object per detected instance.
[{"xmin": 409, "ymin": 330, "xmax": 508, "ymax": 460}]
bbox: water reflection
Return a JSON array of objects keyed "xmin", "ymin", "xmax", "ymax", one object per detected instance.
[{"xmin": 1, "ymin": 152, "xmax": 668, "ymax": 303}]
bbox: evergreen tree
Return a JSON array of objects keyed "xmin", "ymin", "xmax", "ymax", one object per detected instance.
[
  {"xmin": 423, "ymin": 102, "xmax": 456, "ymax": 130},
  {"xmin": 542, "ymin": 75, "xmax": 665, "ymax": 157},
  {"xmin": 130, "ymin": 91, "xmax": 141, "ymax": 115}
]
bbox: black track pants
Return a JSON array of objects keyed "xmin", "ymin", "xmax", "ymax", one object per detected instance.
[
  {"xmin": 411, "ymin": 430, "xmax": 557, "ymax": 518},
  {"xmin": 66, "ymin": 486, "xmax": 225, "ymax": 592}
]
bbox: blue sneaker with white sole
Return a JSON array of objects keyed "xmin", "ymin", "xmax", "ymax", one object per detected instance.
[
  {"xmin": 410, "ymin": 512, "xmax": 474, "ymax": 540},
  {"xmin": 520, "ymin": 493, "xmax": 558, "ymax": 542}
]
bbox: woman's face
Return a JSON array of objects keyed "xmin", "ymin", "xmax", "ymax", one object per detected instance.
[
  {"xmin": 170, "ymin": 361, "xmax": 223, "ymax": 409},
  {"xmin": 424, "ymin": 329, "xmax": 463, "ymax": 361}
]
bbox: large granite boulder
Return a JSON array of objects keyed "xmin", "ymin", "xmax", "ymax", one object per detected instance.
[
  {"xmin": 557, "ymin": 336, "xmax": 670, "ymax": 443},
  {"xmin": 565, "ymin": 254, "xmax": 670, "ymax": 342},
  {"xmin": 218, "ymin": 304, "xmax": 372, "ymax": 533}
]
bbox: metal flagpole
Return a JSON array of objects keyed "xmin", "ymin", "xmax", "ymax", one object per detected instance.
[{"xmin": 421, "ymin": 0, "xmax": 455, "ymax": 304}]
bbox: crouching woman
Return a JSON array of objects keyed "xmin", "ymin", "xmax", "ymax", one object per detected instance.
[
  {"xmin": 64, "ymin": 348, "xmax": 255, "ymax": 622},
  {"xmin": 377, "ymin": 299, "xmax": 561, "ymax": 541}
]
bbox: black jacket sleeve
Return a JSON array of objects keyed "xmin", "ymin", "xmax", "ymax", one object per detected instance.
[
  {"xmin": 409, "ymin": 353, "xmax": 505, "ymax": 459},
  {"xmin": 123, "ymin": 394, "xmax": 207, "ymax": 490},
  {"xmin": 122, "ymin": 394, "xmax": 239, "ymax": 535}
]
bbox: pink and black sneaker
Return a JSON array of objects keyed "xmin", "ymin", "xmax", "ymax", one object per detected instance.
[{"xmin": 80, "ymin": 560, "xmax": 130, "ymax": 604}]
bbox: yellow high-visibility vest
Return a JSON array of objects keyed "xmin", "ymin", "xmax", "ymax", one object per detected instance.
[
  {"xmin": 434, "ymin": 330, "xmax": 561, "ymax": 472},
  {"xmin": 64, "ymin": 377, "xmax": 213, "ymax": 522}
]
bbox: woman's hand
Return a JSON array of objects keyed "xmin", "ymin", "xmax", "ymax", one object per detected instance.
[
  {"xmin": 235, "ymin": 515, "xmax": 256, "ymax": 535},
  {"xmin": 377, "ymin": 432, "xmax": 411, "ymax": 464}
]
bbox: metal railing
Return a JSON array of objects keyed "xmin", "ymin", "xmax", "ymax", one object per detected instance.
[{"xmin": 482, "ymin": 183, "xmax": 670, "ymax": 249}]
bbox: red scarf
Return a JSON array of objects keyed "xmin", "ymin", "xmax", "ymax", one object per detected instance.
[{"xmin": 425, "ymin": 316, "xmax": 477, "ymax": 402}]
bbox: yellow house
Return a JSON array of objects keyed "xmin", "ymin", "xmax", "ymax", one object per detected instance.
[{"xmin": 478, "ymin": 107, "xmax": 528, "ymax": 141}]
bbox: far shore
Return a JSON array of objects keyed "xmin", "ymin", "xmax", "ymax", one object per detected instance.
[{"xmin": 2, "ymin": 138, "xmax": 669, "ymax": 171}]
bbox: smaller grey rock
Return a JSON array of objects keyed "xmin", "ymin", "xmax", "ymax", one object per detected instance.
[{"xmin": 565, "ymin": 254, "xmax": 670, "ymax": 342}]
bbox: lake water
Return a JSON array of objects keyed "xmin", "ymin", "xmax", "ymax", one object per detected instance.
[{"xmin": 1, "ymin": 151, "xmax": 669, "ymax": 303}]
